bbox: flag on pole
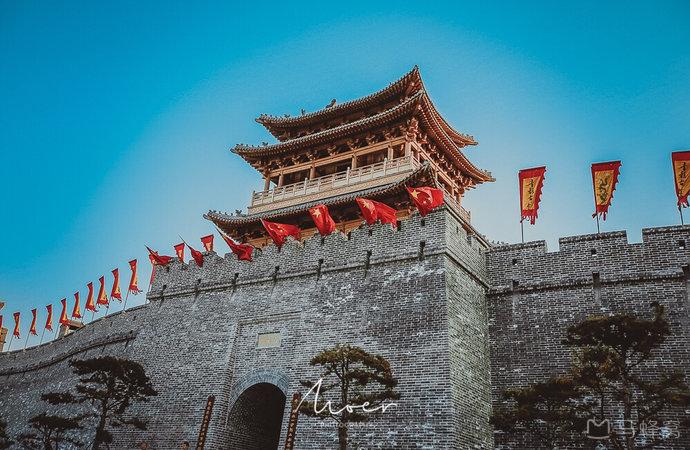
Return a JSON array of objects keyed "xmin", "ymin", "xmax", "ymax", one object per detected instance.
[
  {"xmin": 406, "ymin": 186, "xmax": 445, "ymax": 217},
  {"xmin": 146, "ymin": 246, "xmax": 173, "ymax": 266},
  {"xmin": 111, "ymin": 268, "xmax": 122, "ymax": 301},
  {"xmin": 591, "ymin": 161, "xmax": 622, "ymax": 220},
  {"xmin": 72, "ymin": 292, "xmax": 82, "ymax": 319},
  {"xmin": 85, "ymin": 282, "xmax": 96, "ymax": 312},
  {"xmin": 261, "ymin": 219, "xmax": 301, "ymax": 248},
  {"xmin": 218, "ymin": 229, "xmax": 254, "ymax": 261},
  {"xmin": 29, "ymin": 309, "xmax": 37, "ymax": 335},
  {"xmin": 518, "ymin": 167, "xmax": 547, "ymax": 224},
  {"xmin": 672, "ymin": 151, "xmax": 690, "ymax": 207},
  {"xmin": 13, "ymin": 312, "xmax": 20, "ymax": 338},
  {"xmin": 356, "ymin": 198, "xmax": 398, "ymax": 228},
  {"xmin": 59, "ymin": 298, "xmax": 69, "ymax": 325},
  {"xmin": 45, "ymin": 304, "xmax": 54, "ymax": 331},
  {"xmin": 201, "ymin": 234, "xmax": 214, "ymax": 252},
  {"xmin": 128, "ymin": 259, "xmax": 142, "ymax": 294},
  {"xmin": 187, "ymin": 243, "xmax": 204, "ymax": 267},
  {"xmin": 308, "ymin": 204, "xmax": 337, "ymax": 236},
  {"xmin": 96, "ymin": 276, "xmax": 109, "ymax": 306},
  {"xmin": 174, "ymin": 243, "xmax": 185, "ymax": 262},
  {"xmin": 0, "ymin": 315, "xmax": 3, "ymax": 333}
]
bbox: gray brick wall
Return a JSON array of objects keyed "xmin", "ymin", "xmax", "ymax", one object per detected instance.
[
  {"xmin": 487, "ymin": 225, "xmax": 690, "ymax": 449},
  {"xmin": 0, "ymin": 207, "xmax": 493, "ymax": 449}
]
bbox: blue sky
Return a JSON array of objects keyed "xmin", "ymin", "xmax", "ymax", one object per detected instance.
[{"xmin": 1, "ymin": 1, "xmax": 689, "ymax": 345}]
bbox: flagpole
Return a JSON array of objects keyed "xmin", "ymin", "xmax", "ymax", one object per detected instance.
[
  {"xmin": 23, "ymin": 332, "xmax": 30, "ymax": 350},
  {"xmin": 520, "ymin": 220, "xmax": 524, "ymax": 244},
  {"xmin": 7, "ymin": 336, "xmax": 13, "ymax": 352},
  {"xmin": 39, "ymin": 327, "xmax": 46, "ymax": 345},
  {"xmin": 122, "ymin": 290, "xmax": 131, "ymax": 313},
  {"xmin": 680, "ymin": 206, "xmax": 685, "ymax": 225},
  {"xmin": 595, "ymin": 214, "xmax": 601, "ymax": 234}
]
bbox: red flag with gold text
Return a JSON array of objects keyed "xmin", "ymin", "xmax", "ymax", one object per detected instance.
[
  {"xmin": 672, "ymin": 151, "xmax": 690, "ymax": 207},
  {"xmin": 128, "ymin": 259, "xmax": 142, "ymax": 294},
  {"xmin": 85, "ymin": 282, "xmax": 96, "ymax": 312},
  {"xmin": 518, "ymin": 167, "xmax": 547, "ymax": 225},
  {"xmin": 261, "ymin": 219, "xmax": 301, "ymax": 248},
  {"xmin": 29, "ymin": 308, "xmax": 37, "ymax": 335},
  {"xmin": 13, "ymin": 312, "xmax": 20, "ymax": 338},
  {"xmin": 591, "ymin": 161, "xmax": 622, "ymax": 220},
  {"xmin": 356, "ymin": 198, "xmax": 398, "ymax": 228},
  {"xmin": 201, "ymin": 234, "xmax": 214, "ymax": 252},
  {"xmin": 59, "ymin": 298, "xmax": 69, "ymax": 325},
  {"xmin": 72, "ymin": 292, "xmax": 82, "ymax": 319},
  {"xmin": 111, "ymin": 268, "xmax": 122, "ymax": 301},
  {"xmin": 309, "ymin": 204, "xmax": 337, "ymax": 236},
  {"xmin": 406, "ymin": 186, "xmax": 445, "ymax": 217},
  {"xmin": 96, "ymin": 276, "xmax": 109, "ymax": 306},
  {"xmin": 45, "ymin": 304, "xmax": 53, "ymax": 331},
  {"xmin": 174, "ymin": 243, "xmax": 185, "ymax": 262}
]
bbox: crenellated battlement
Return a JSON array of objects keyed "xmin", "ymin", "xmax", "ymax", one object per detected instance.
[{"xmin": 487, "ymin": 225, "xmax": 690, "ymax": 292}]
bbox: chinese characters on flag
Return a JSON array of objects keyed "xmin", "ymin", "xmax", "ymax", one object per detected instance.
[
  {"xmin": 13, "ymin": 312, "xmax": 21, "ymax": 338},
  {"xmin": 591, "ymin": 161, "xmax": 622, "ymax": 220},
  {"xmin": 96, "ymin": 276, "xmax": 109, "ymax": 306},
  {"xmin": 201, "ymin": 234, "xmax": 214, "ymax": 252},
  {"xmin": 174, "ymin": 243, "xmax": 185, "ymax": 262},
  {"xmin": 111, "ymin": 268, "xmax": 122, "ymax": 301},
  {"xmin": 29, "ymin": 308, "xmax": 37, "ymax": 336},
  {"xmin": 85, "ymin": 282, "xmax": 96, "ymax": 312},
  {"xmin": 45, "ymin": 304, "xmax": 53, "ymax": 331},
  {"xmin": 59, "ymin": 298, "xmax": 69, "ymax": 326},
  {"xmin": 518, "ymin": 167, "xmax": 547, "ymax": 225},
  {"xmin": 672, "ymin": 151, "xmax": 690, "ymax": 208},
  {"xmin": 128, "ymin": 259, "xmax": 143, "ymax": 294},
  {"xmin": 72, "ymin": 292, "xmax": 82, "ymax": 319}
]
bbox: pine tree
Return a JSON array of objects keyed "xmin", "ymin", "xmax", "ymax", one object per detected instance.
[
  {"xmin": 42, "ymin": 356, "xmax": 157, "ymax": 450},
  {"xmin": 299, "ymin": 344, "xmax": 400, "ymax": 450},
  {"xmin": 16, "ymin": 413, "xmax": 82, "ymax": 449}
]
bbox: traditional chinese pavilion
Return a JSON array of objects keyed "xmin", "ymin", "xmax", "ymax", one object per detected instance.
[{"xmin": 205, "ymin": 67, "xmax": 493, "ymax": 246}]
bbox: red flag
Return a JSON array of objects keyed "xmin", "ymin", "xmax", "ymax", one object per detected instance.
[
  {"xmin": 111, "ymin": 268, "xmax": 122, "ymax": 301},
  {"xmin": 59, "ymin": 298, "xmax": 69, "ymax": 325},
  {"xmin": 72, "ymin": 292, "xmax": 82, "ymax": 319},
  {"xmin": 174, "ymin": 243, "xmax": 185, "ymax": 262},
  {"xmin": 201, "ymin": 234, "xmax": 214, "ymax": 252},
  {"xmin": 0, "ymin": 315, "xmax": 3, "ymax": 334},
  {"xmin": 518, "ymin": 167, "xmax": 547, "ymax": 225},
  {"xmin": 591, "ymin": 161, "xmax": 622, "ymax": 220},
  {"xmin": 13, "ymin": 312, "xmax": 20, "ymax": 338},
  {"xmin": 261, "ymin": 219, "xmax": 301, "ymax": 248},
  {"xmin": 219, "ymin": 231, "xmax": 253, "ymax": 261},
  {"xmin": 45, "ymin": 304, "xmax": 53, "ymax": 331},
  {"xmin": 85, "ymin": 282, "xmax": 96, "ymax": 312},
  {"xmin": 406, "ymin": 186, "xmax": 445, "ymax": 217},
  {"xmin": 187, "ymin": 244, "xmax": 204, "ymax": 267},
  {"xmin": 96, "ymin": 276, "xmax": 109, "ymax": 306},
  {"xmin": 309, "ymin": 204, "xmax": 337, "ymax": 236},
  {"xmin": 29, "ymin": 308, "xmax": 37, "ymax": 336},
  {"xmin": 128, "ymin": 259, "xmax": 142, "ymax": 294},
  {"xmin": 356, "ymin": 198, "xmax": 398, "ymax": 228},
  {"xmin": 672, "ymin": 151, "xmax": 690, "ymax": 207},
  {"xmin": 146, "ymin": 246, "xmax": 173, "ymax": 266}
]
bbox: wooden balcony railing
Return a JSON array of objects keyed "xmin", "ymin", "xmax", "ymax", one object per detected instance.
[{"xmin": 251, "ymin": 155, "xmax": 421, "ymax": 207}]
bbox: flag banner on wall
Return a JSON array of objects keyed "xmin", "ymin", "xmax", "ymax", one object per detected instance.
[
  {"xmin": 146, "ymin": 246, "xmax": 173, "ymax": 266},
  {"xmin": 201, "ymin": 234, "xmax": 214, "ymax": 252},
  {"xmin": 672, "ymin": 151, "xmax": 690, "ymax": 207},
  {"xmin": 29, "ymin": 308, "xmax": 37, "ymax": 335},
  {"xmin": 518, "ymin": 167, "xmax": 547, "ymax": 224},
  {"xmin": 406, "ymin": 186, "xmax": 444, "ymax": 217},
  {"xmin": 45, "ymin": 304, "xmax": 53, "ymax": 331},
  {"xmin": 96, "ymin": 276, "xmax": 109, "ymax": 306},
  {"xmin": 85, "ymin": 282, "xmax": 96, "ymax": 312},
  {"xmin": 309, "ymin": 204, "xmax": 337, "ymax": 236},
  {"xmin": 111, "ymin": 268, "xmax": 122, "ymax": 301},
  {"xmin": 174, "ymin": 243, "xmax": 185, "ymax": 262},
  {"xmin": 13, "ymin": 312, "xmax": 20, "ymax": 338},
  {"xmin": 261, "ymin": 219, "xmax": 301, "ymax": 248},
  {"xmin": 356, "ymin": 198, "xmax": 398, "ymax": 228},
  {"xmin": 218, "ymin": 229, "xmax": 254, "ymax": 262},
  {"xmin": 72, "ymin": 292, "xmax": 82, "ymax": 319},
  {"xmin": 591, "ymin": 161, "xmax": 622, "ymax": 220},
  {"xmin": 187, "ymin": 243, "xmax": 204, "ymax": 267},
  {"xmin": 59, "ymin": 298, "xmax": 69, "ymax": 325},
  {"xmin": 128, "ymin": 259, "xmax": 143, "ymax": 294}
]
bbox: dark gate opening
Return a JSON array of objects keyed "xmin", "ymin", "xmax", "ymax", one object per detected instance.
[{"xmin": 227, "ymin": 382, "xmax": 287, "ymax": 449}]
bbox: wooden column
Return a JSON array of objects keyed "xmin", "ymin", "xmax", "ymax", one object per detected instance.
[
  {"xmin": 351, "ymin": 154, "xmax": 358, "ymax": 169},
  {"xmin": 387, "ymin": 145, "xmax": 394, "ymax": 160},
  {"xmin": 278, "ymin": 172, "xmax": 285, "ymax": 187},
  {"xmin": 263, "ymin": 176, "xmax": 271, "ymax": 192},
  {"xmin": 309, "ymin": 164, "xmax": 316, "ymax": 179},
  {"xmin": 404, "ymin": 141, "xmax": 412, "ymax": 156}
]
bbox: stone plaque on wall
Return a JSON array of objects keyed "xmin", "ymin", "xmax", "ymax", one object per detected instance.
[{"xmin": 257, "ymin": 332, "xmax": 281, "ymax": 349}]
